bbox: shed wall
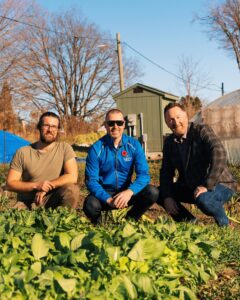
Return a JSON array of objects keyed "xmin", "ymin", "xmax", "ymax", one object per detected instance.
[{"xmin": 117, "ymin": 95, "xmax": 161, "ymax": 152}]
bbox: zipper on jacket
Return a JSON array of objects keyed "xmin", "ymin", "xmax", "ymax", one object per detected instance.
[{"xmin": 115, "ymin": 149, "xmax": 118, "ymax": 191}]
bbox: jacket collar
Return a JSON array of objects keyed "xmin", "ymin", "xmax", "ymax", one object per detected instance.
[{"xmin": 104, "ymin": 133, "xmax": 128, "ymax": 147}]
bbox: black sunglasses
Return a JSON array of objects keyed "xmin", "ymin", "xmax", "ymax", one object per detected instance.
[{"xmin": 106, "ymin": 120, "xmax": 124, "ymax": 127}]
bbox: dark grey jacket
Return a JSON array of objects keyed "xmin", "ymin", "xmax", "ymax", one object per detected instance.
[{"xmin": 160, "ymin": 122, "xmax": 237, "ymax": 199}]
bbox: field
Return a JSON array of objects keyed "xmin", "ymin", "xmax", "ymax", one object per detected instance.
[{"xmin": 0, "ymin": 162, "xmax": 239, "ymax": 299}]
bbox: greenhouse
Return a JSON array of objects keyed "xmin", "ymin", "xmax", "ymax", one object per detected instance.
[{"xmin": 202, "ymin": 90, "xmax": 240, "ymax": 165}]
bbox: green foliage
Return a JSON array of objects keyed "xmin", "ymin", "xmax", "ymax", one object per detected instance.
[
  {"xmin": 74, "ymin": 131, "xmax": 105, "ymax": 145},
  {"xmin": 198, "ymin": 227, "xmax": 240, "ymax": 299},
  {"xmin": 0, "ymin": 208, "xmax": 220, "ymax": 299}
]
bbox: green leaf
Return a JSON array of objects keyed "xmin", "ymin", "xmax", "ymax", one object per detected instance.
[
  {"xmin": 64, "ymin": 214, "xmax": 76, "ymax": 224},
  {"xmin": 122, "ymin": 224, "xmax": 136, "ymax": 237},
  {"xmin": 12, "ymin": 236, "xmax": 23, "ymax": 249},
  {"xmin": 128, "ymin": 238, "xmax": 165, "ymax": 261},
  {"xmin": 38, "ymin": 270, "xmax": 54, "ymax": 288},
  {"xmin": 110, "ymin": 275, "xmax": 137, "ymax": 299},
  {"xmin": 31, "ymin": 262, "xmax": 41, "ymax": 274},
  {"xmin": 24, "ymin": 212, "xmax": 36, "ymax": 226},
  {"xmin": 131, "ymin": 274, "xmax": 155, "ymax": 294},
  {"xmin": 2, "ymin": 253, "xmax": 19, "ymax": 268},
  {"xmin": 59, "ymin": 232, "xmax": 71, "ymax": 249},
  {"xmin": 210, "ymin": 249, "xmax": 220, "ymax": 259},
  {"xmin": 111, "ymin": 207, "xmax": 130, "ymax": 222},
  {"xmin": 70, "ymin": 233, "xmax": 85, "ymax": 251},
  {"xmin": 187, "ymin": 243, "xmax": 200, "ymax": 255},
  {"xmin": 70, "ymin": 249, "xmax": 88, "ymax": 263},
  {"xmin": 42, "ymin": 214, "xmax": 54, "ymax": 230},
  {"xmin": 55, "ymin": 277, "xmax": 76, "ymax": 294},
  {"xmin": 199, "ymin": 269, "xmax": 210, "ymax": 283},
  {"xmin": 174, "ymin": 286, "xmax": 197, "ymax": 300},
  {"xmin": 31, "ymin": 233, "xmax": 49, "ymax": 260},
  {"xmin": 106, "ymin": 246, "xmax": 120, "ymax": 262}
]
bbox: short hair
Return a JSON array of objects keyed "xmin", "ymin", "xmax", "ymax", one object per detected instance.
[
  {"xmin": 105, "ymin": 108, "xmax": 124, "ymax": 120},
  {"xmin": 164, "ymin": 102, "xmax": 186, "ymax": 116},
  {"xmin": 37, "ymin": 111, "xmax": 61, "ymax": 130}
]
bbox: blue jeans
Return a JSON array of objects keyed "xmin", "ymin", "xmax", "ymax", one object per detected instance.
[
  {"xmin": 158, "ymin": 183, "xmax": 234, "ymax": 226},
  {"xmin": 195, "ymin": 184, "xmax": 234, "ymax": 226}
]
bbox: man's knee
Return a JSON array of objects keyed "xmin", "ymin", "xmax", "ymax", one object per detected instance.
[
  {"xmin": 58, "ymin": 184, "xmax": 80, "ymax": 208},
  {"xmin": 83, "ymin": 195, "xmax": 102, "ymax": 218},
  {"xmin": 141, "ymin": 184, "xmax": 159, "ymax": 205},
  {"xmin": 195, "ymin": 193, "xmax": 214, "ymax": 215}
]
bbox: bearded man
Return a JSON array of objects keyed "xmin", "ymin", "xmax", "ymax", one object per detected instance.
[{"xmin": 7, "ymin": 111, "xmax": 79, "ymax": 209}]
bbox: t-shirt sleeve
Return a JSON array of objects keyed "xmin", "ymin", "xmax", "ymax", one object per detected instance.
[
  {"xmin": 63, "ymin": 143, "xmax": 77, "ymax": 163},
  {"xmin": 10, "ymin": 149, "xmax": 24, "ymax": 174}
]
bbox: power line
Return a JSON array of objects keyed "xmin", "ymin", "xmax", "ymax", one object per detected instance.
[
  {"xmin": 0, "ymin": 15, "xmax": 114, "ymax": 42},
  {"xmin": 123, "ymin": 41, "xmax": 221, "ymax": 93},
  {"xmin": 0, "ymin": 14, "xmax": 223, "ymax": 93}
]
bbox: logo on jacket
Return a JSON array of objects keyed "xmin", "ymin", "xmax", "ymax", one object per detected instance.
[
  {"xmin": 122, "ymin": 150, "xmax": 127, "ymax": 157},
  {"xmin": 121, "ymin": 150, "xmax": 132, "ymax": 162}
]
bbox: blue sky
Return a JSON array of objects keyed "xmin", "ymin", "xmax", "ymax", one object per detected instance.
[{"xmin": 39, "ymin": 0, "xmax": 240, "ymax": 103}]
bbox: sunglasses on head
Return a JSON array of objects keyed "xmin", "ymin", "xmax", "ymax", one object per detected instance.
[{"xmin": 106, "ymin": 120, "xmax": 124, "ymax": 127}]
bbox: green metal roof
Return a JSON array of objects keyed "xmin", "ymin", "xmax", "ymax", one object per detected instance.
[{"xmin": 113, "ymin": 83, "xmax": 179, "ymax": 101}]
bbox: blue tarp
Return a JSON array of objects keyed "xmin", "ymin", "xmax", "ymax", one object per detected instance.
[{"xmin": 0, "ymin": 130, "xmax": 30, "ymax": 163}]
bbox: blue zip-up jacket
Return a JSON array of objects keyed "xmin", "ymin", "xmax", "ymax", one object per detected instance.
[{"xmin": 85, "ymin": 134, "xmax": 150, "ymax": 203}]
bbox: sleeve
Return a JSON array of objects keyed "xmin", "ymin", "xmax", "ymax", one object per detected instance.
[
  {"xmin": 128, "ymin": 140, "xmax": 150, "ymax": 194},
  {"xmin": 200, "ymin": 125, "xmax": 228, "ymax": 190},
  {"xmin": 160, "ymin": 138, "xmax": 175, "ymax": 199},
  {"xmin": 63, "ymin": 143, "xmax": 77, "ymax": 163},
  {"xmin": 85, "ymin": 146, "xmax": 111, "ymax": 203},
  {"xmin": 10, "ymin": 149, "xmax": 24, "ymax": 174}
]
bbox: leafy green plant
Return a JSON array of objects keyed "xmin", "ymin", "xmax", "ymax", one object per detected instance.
[{"xmin": 0, "ymin": 208, "xmax": 221, "ymax": 299}]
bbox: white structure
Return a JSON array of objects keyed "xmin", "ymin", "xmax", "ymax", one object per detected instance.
[{"xmin": 202, "ymin": 90, "xmax": 240, "ymax": 165}]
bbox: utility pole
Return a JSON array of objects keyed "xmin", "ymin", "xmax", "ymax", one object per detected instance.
[
  {"xmin": 116, "ymin": 32, "xmax": 125, "ymax": 92},
  {"xmin": 221, "ymin": 82, "xmax": 224, "ymax": 96}
]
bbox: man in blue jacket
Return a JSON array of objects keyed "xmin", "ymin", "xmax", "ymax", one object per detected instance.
[{"xmin": 84, "ymin": 109, "xmax": 159, "ymax": 224}]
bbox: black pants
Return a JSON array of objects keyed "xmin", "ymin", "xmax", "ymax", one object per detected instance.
[
  {"xmin": 157, "ymin": 184, "xmax": 196, "ymax": 222},
  {"xmin": 83, "ymin": 184, "xmax": 159, "ymax": 224}
]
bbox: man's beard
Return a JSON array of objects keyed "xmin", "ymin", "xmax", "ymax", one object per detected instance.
[{"xmin": 40, "ymin": 132, "xmax": 58, "ymax": 144}]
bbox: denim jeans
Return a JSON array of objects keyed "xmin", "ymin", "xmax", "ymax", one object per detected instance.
[
  {"xmin": 195, "ymin": 184, "xmax": 234, "ymax": 226},
  {"xmin": 83, "ymin": 184, "xmax": 159, "ymax": 224},
  {"xmin": 158, "ymin": 183, "xmax": 234, "ymax": 226}
]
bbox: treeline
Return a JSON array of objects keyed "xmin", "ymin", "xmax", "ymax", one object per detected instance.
[{"xmin": 0, "ymin": 0, "xmax": 140, "ymax": 137}]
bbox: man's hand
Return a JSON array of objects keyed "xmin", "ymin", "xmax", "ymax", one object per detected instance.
[
  {"xmin": 34, "ymin": 191, "xmax": 47, "ymax": 206},
  {"xmin": 34, "ymin": 181, "xmax": 55, "ymax": 193},
  {"xmin": 194, "ymin": 186, "xmax": 207, "ymax": 199},
  {"xmin": 113, "ymin": 189, "xmax": 134, "ymax": 209},
  {"xmin": 163, "ymin": 197, "xmax": 180, "ymax": 215},
  {"xmin": 106, "ymin": 197, "xmax": 115, "ymax": 208}
]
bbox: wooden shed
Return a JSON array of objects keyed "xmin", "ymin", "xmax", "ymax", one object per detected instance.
[{"xmin": 113, "ymin": 83, "xmax": 179, "ymax": 155}]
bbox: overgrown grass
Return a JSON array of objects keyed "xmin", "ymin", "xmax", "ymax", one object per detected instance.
[{"xmin": 198, "ymin": 227, "xmax": 240, "ymax": 299}]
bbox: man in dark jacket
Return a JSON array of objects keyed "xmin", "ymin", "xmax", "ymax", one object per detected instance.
[
  {"xmin": 84, "ymin": 108, "xmax": 159, "ymax": 224},
  {"xmin": 157, "ymin": 102, "xmax": 236, "ymax": 226}
]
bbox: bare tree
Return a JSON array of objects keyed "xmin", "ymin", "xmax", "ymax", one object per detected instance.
[
  {"xmin": 0, "ymin": 0, "xmax": 43, "ymax": 116},
  {"xmin": 0, "ymin": 81, "xmax": 16, "ymax": 130},
  {"xmin": 199, "ymin": 0, "xmax": 240, "ymax": 71},
  {"xmin": 21, "ymin": 11, "xmax": 140, "ymax": 124},
  {"xmin": 176, "ymin": 55, "xmax": 211, "ymax": 118},
  {"xmin": 177, "ymin": 55, "xmax": 211, "ymax": 97}
]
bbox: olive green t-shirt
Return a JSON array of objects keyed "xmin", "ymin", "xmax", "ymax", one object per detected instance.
[{"xmin": 10, "ymin": 142, "xmax": 76, "ymax": 202}]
